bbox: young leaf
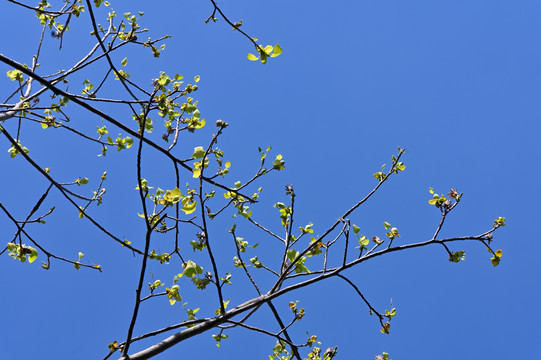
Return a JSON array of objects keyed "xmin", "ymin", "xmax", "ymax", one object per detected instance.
[
  {"xmin": 181, "ymin": 200, "xmax": 197, "ymax": 215},
  {"xmin": 193, "ymin": 146, "xmax": 206, "ymax": 159},
  {"xmin": 271, "ymin": 44, "xmax": 283, "ymax": 57}
]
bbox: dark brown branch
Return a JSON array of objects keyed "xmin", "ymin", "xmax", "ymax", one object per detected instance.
[
  {"xmin": 7, "ymin": 0, "xmax": 69, "ymax": 15},
  {"xmin": 122, "ymin": 89, "xmax": 159, "ymax": 356},
  {"xmin": 246, "ymin": 216, "xmax": 285, "ymax": 243},
  {"xmin": 337, "ymin": 274, "xmax": 385, "ymax": 327},
  {"xmin": 11, "ymin": 183, "xmax": 53, "ymax": 242},
  {"xmin": 271, "ymin": 149, "xmax": 405, "ymax": 293},
  {"xmin": 0, "ymin": 127, "xmax": 143, "ymax": 254},
  {"xmin": 117, "ymin": 223, "xmax": 496, "ymax": 360},
  {"xmin": 207, "ymin": 0, "xmax": 261, "ymax": 50},
  {"xmin": 222, "ymin": 320, "xmax": 295, "ymax": 347},
  {"xmin": 85, "ymin": 0, "xmax": 150, "ymax": 99},
  {"xmin": 231, "ymin": 229, "xmax": 261, "ymax": 295},
  {"xmin": 267, "ymin": 302, "xmax": 302, "ymax": 360},
  {"xmin": 1, "ymin": 203, "xmax": 99, "ymax": 270},
  {"xmin": 198, "ymin": 128, "xmax": 226, "ymax": 315},
  {"xmin": 0, "ymin": 54, "xmax": 255, "ymax": 202}
]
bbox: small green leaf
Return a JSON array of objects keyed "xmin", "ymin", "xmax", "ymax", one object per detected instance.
[
  {"xmin": 263, "ymin": 45, "xmax": 273, "ymax": 55},
  {"xmin": 181, "ymin": 200, "xmax": 197, "ymax": 215},
  {"xmin": 6, "ymin": 69, "xmax": 23, "ymax": 82},
  {"xmin": 287, "ymin": 249, "xmax": 297, "ymax": 262},
  {"xmin": 273, "ymin": 154, "xmax": 285, "ymax": 170},
  {"xmin": 162, "ymin": 187, "xmax": 182, "ymax": 205},
  {"xmin": 28, "ymin": 247, "xmax": 38, "ymax": 263},
  {"xmin": 121, "ymin": 57, "xmax": 127, "ymax": 66},
  {"xmin": 260, "ymin": 51, "xmax": 267, "ymax": 64},
  {"xmin": 494, "ymin": 217, "xmax": 506, "ymax": 227},
  {"xmin": 183, "ymin": 260, "xmax": 203, "ymax": 278},
  {"xmin": 247, "ymin": 53, "xmax": 259, "ymax": 61},
  {"xmin": 358, "ymin": 235, "xmax": 369, "ymax": 247},
  {"xmin": 271, "ymin": 44, "xmax": 282, "ymax": 57},
  {"xmin": 352, "ymin": 224, "xmax": 360, "ymax": 234}
]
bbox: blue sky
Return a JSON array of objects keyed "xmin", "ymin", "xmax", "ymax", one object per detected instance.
[{"xmin": 1, "ymin": 1, "xmax": 540, "ymax": 359}]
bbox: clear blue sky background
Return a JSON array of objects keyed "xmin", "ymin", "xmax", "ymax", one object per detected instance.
[{"xmin": 1, "ymin": 1, "xmax": 540, "ymax": 359}]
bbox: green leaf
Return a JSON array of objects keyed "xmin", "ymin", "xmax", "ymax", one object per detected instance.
[
  {"xmin": 300, "ymin": 223, "xmax": 314, "ymax": 234},
  {"xmin": 449, "ymin": 250, "xmax": 466, "ymax": 263},
  {"xmin": 358, "ymin": 235, "xmax": 369, "ymax": 246},
  {"xmin": 184, "ymin": 103, "xmax": 197, "ymax": 113},
  {"xmin": 295, "ymin": 263, "xmax": 310, "ymax": 274},
  {"xmin": 373, "ymin": 171, "xmax": 385, "ymax": 180},
  {"xmin": 263, "ymin": 45, "xmax": 273, "ymax": 55},
  {"xmin": 193, "ymin": 146, "xmax": 206, "ymax": 159},
  {"xmin": 6, "ymin": 69, "xmax": 23, "ymax": 82},
  {"xmin": 383, "ymin": 222, "xmax": 391, "ymax": 229},
  {"xmin": 28, "ymin": 247, "xmax": 38, "ymax": 263},
  {"xmin": 121, "ymin": 57, "xmax": 127, "ymax": 66},
  {"xmin": 494, "ymin": 216, "xmax": 506, "ymax": 227},
  {"xmin": 183, "ymin": 260, "xmax": 203, "ymax": 278},
  {"xmin": 271, "ymin": 44, "xmax": 282, "ymax": 57},
  {"xmin": 166, "ymin": 284, "xmax": 182, "ymax": 305},
  {"xmin": 247, "ymin": 53, "xmax": 259, "ymax": 61},
  {"xmin": 352, "ymin": 224, "xmax": 360, "ymax": 234},
  {"xmin": 260, "ymin": 50, "xmax": 268, "ymax": 64},
  {"xmin": 272, "ymin": 154, "xmax": 285, "ymax": 170},
  {"xmin": 287, "ymin": 249, "xmax": 298, "ymax": 262},
  {"xmin": 181, "ymin": 200, "xmax": 197, "ymax": 215},
  {"xmin": 163, "ymin": 187, "xmax": 182, "ymax": 205}
]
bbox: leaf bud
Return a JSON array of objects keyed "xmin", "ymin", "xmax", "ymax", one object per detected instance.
[
  {"xmin": 372, "ymin": 236, "xmax": 382, "ymax": 244},
  {"xmin": 196, "ymin": 231, "xmax": 206, "ymax": 242},
  {"xmin": 443, "ymin": 199, "xmax": 452, "ymax": 210},
  {"xmin": 285, "ymin": 184, "xmax": 295, "ymax": 197},
  {"xmin": 216, "ymin": 119, "xmax": 229, "ymax": 128}
]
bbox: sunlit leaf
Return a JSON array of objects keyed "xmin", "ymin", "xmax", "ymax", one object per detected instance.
[
  {"xmin": 181, "ymin": 200, "xmax": 197, "ymax": 215},
  {"xmin": 271, "ymin": 44, "xmax": 282, "ymax": 57}
]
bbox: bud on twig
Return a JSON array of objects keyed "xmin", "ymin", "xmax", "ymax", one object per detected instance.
[{"xmin": 216, "ymin": 119, "xmax": 229, "ymax": 128}]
